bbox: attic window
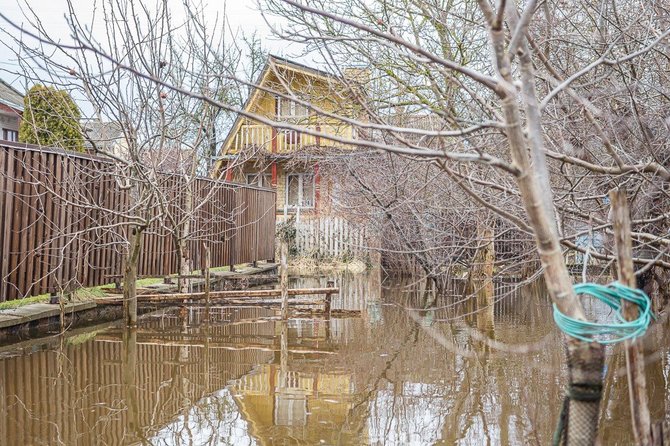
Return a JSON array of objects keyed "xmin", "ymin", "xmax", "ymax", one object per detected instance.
[{"xmin": 276, "ymin": 97, "xmax": 308, "ymax": 119}]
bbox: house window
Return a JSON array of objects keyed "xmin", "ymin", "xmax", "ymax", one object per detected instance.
[
  {"xmin": 2, "ymin": 129, "xmax": 18, "ymax": 142},
  {"xmin": 286, "ymin": 173, "xmax": 315, "ymax": 208},
  {"xmin": 246, "ymin": 173, "xmax": 272, "ymax": 188},
  {"xmin": 276, "ymin": 97, "xmax": 308, "ymax": 119}
]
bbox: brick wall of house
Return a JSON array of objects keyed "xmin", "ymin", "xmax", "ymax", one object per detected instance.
[
  {"xmin": 0, "ymin": 104, "xmax": 20, "ymax": 141},
  {"xmin": 240, "ymin": 162, "xmax": 324, "ymax": 217}
]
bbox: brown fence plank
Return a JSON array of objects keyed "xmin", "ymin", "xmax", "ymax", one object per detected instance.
[
  {"xmin": 0, "ymin": 149, "xmax": 13, "ymax": 300},
  {"xmin": 8, "ymin": 151, "xmax": 23, "ymax": 297},
  {"xmin": 23, "ymin": 150, "xmax": 38, "ymax": 297}
]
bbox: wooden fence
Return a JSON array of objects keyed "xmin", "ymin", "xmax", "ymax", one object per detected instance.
[
  {"xmin": 291, "ymin": 215, "xmax": 370, "ymax": 259},
  {"xmin": 0, "ymin": 142, "xmax": 275, "ymax": 301}
]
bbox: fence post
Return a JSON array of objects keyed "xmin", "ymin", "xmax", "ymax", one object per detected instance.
[
  {"xmin": 280, "ymin": 236, "xmax": 289, "ymax": 321},
  {"xmin": 325, "ymin": 280, "xmax": 334, "ymax": 315},
  {"xmin": 610, "ymin": 188, "xmax": 652, "ymax": 446},
  {"xmin": 203, "ymin": 243, "xmax": 211, "ymax": 308}
]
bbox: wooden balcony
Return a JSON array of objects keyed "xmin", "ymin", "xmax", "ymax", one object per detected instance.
[{"xmin": 231, "ymin": 123, "xmax": 352, "ymax": 154}]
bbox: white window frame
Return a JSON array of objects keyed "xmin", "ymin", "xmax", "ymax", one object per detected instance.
[
  {"xmin": 2, "ymin": 128, "xmax": 18, "ymax": 142},
  {"xmin": 285, "ymin": 173, "xmax": 315, "ymax": 209},
  {"xmin": 246, "ymin": 173, "xmax": 272, "ymax": 188}
]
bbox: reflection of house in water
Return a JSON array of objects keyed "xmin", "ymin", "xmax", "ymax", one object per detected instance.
[
  {"xmin": 217, "ymin": 272, "xmax": 381, "ymax": 445},
  {"xmin": 0, "ymin": 274, "xmax": 606, "ymax": 445},
  {"xmin": 230, "ymin": 363, "xmax": 360, "ymax": 445},
  {"xmin": 143, "ymin": 313, "xmax": 363, "ymax": 446}
]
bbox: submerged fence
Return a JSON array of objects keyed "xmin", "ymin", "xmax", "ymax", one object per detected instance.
[{"xmin": 0, "ymin": 142, "xmax": 276, "ymax": 301}]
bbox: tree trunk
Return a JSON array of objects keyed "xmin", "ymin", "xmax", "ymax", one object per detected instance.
[
  {"xmin": 474, "ymin": 221, "xmax": 495, "ymax": 335},
  {"xmin": 178, "ymin": 237, "xmax": 192, "ymax": 293},
  {"xmin": 473, "ymin": 221, "xmax": 495, "ymax": 290},
  {"xmin": 610, "ymin": 188, "xmax": 652, "ymax": 446},
  {"xmin": 485, "ymin": 18, "xmax": 605, "ymax": 439},
  {"xmin": 123, "ymin": 226, "xmax": 143, "ymax": 327},
  {"xmin": 178, "ymin": 170, "xmax": 196, "ymax": 294}
]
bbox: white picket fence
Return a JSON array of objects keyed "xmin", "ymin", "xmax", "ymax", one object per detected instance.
[{"xmin": 292, "ymin": 216, "xmax": 369, "ymax": 258}]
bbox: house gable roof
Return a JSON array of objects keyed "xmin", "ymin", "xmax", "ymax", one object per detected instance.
[
  {"xmin": 264, "ymin": 54, "xmax": 340, "ymax": 82},
  {"xmin": 213, "ymin": 56, "xmax": 345, "ymax": 176}
]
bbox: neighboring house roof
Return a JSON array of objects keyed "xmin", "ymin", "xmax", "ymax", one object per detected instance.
[
  {"xmin": 82, "ymin": 120, "xmax": 124, "ymax": 152},
  {"xmin": 142, "ymin": 146, "xmax": 196, "ymax": 174},
  {"xmin": 0, "ymin": 78, "xmax": 24, "ymax": 112},
  {"xmin": 385, "ymin": 113, "xmax": 446, "ymax": 131}
]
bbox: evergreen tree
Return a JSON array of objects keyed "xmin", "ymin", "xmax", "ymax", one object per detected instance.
[{"xmin": 19, "ymin": 85, "xmax": 84, "ymax": 152}]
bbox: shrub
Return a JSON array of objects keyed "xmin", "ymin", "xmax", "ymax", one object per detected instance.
[{"xmin": 19, "ymin": 84, "xmax": 84, "ymax": 152}]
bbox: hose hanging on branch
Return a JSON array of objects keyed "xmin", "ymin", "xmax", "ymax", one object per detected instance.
[
  {"xmin": 552, "ymin": 281, "xmax": 654, "ymax": 445},
  {"xmin": 553, "ymin": 282, "xmax": 654, "ymax": 345}
]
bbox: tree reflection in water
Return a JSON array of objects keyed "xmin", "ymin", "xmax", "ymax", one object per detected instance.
[{"xmin": 0, "ymin": 272, "xmax": 667, "ymax": 445}]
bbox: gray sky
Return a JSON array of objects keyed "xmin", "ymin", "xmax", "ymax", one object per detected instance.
[{"xmin": 0, "ymin": 0, "xmax": 316, "ymax": 100}]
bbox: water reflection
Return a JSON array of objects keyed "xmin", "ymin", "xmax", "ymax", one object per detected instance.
[{"xmin": 0, "ymin": 271, "xmax": 667, "ymax": 445}]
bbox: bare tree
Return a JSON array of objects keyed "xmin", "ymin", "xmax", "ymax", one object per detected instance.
[
  {"xmin": 257, "ymin": 0, "xmax": 670, "ymax": 442},
  {"xmin": 1, "ymin": 0, "xmax": 250, "ymax": 323},
  {"xmin": 2, "ymin": 0, "xmax": 670, "ymax": 441}
]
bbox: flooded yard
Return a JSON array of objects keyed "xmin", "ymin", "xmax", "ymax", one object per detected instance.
[{"xmin": 0, "ymin": 272, "xmax": 668, "ymax": 445}]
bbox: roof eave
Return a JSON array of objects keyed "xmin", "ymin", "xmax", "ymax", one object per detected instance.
[{"xmin": 0, "ymin": 98, "xmax": 24, "ymax": 113}]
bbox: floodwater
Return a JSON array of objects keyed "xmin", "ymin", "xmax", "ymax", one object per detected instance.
[{"xmin": 0, "ymin": 272, "xmax": 668, "ymax": 445}]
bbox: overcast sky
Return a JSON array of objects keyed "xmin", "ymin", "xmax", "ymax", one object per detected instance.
[{"xmin": 0, "ymin": 0, "xmax": 315, "ymax": 96}]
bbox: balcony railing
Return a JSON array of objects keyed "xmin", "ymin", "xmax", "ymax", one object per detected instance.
[{"xmin": 231, "ymin": 123, "xmax": 351, "ymax": 154}]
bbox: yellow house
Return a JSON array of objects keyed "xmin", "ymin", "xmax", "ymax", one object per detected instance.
[{"xmin": 214, "ymin": 55, "xmax": 363, "ymax": 219}]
